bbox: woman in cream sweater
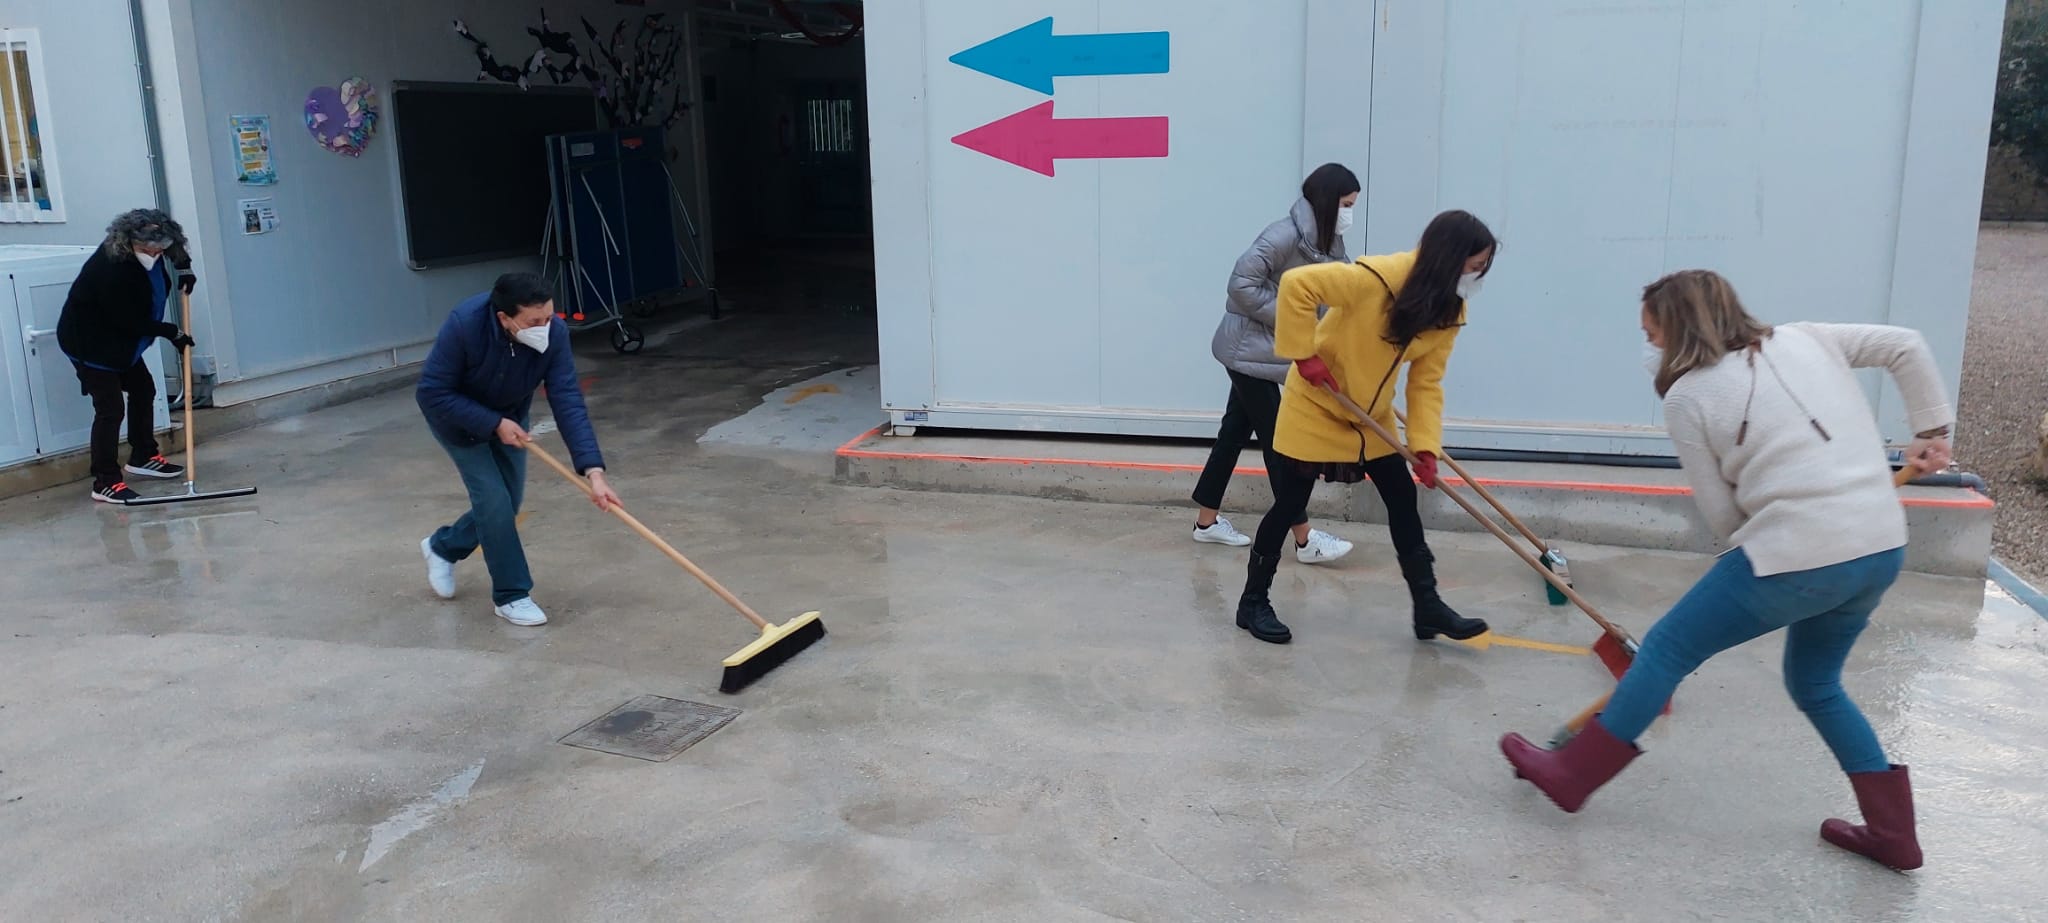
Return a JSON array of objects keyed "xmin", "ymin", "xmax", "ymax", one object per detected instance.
[{"xmin": 1499, "ymin": 269, "xmax": 1954, "ymax": 872}]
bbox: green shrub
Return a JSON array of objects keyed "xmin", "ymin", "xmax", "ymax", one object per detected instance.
[{"xmin": 1994, "ymin": 14, "xmax": 2048, "ymax": 179}]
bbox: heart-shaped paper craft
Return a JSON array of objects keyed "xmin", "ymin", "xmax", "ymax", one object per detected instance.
[{"xmin": 305, "ymin": 77, "xmax": 378, "ymax": 157}]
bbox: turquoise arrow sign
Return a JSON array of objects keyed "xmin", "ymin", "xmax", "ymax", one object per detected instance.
[{"xmin": 949, "ymin": 17, "xmax": 1171, "ymax": 95}]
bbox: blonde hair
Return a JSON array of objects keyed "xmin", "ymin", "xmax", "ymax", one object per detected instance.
[{"xmin": 1642, "ymin": 269, "xmax": 1772, "ymax": 397}]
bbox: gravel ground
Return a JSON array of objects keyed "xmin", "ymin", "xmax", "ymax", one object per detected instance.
[{"xmin": 1959, "ymin": 225, "xmax": 2048, "ymax": 585}]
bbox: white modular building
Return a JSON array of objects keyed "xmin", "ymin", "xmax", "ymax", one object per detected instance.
[{"xmin": 866, "ymin": 1, "xmax": 2006, "ymax": 455}]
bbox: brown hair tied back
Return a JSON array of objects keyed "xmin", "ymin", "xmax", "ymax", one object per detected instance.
[{"xmin": 1641, "ymin": 269, "xmax": 1773, "ymax": 397}]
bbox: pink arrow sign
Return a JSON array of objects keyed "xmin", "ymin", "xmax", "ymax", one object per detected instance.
[{"xmin": 951, "ymin": 101, "xmax": 1169, "ymax": 177}]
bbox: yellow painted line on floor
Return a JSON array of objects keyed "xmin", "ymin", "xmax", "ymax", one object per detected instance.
[
  {"xmin": 1458, "ymin": 633, "xmax": 1592, "ymax": 656},
  {"xmin": 785, "ymin": 383, "xmax": 841, "ymax": 404}
]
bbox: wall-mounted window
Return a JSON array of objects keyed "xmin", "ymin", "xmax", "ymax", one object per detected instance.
[
  {"xmin": 804, "ymin": 97, "xmax": 857, "ymax": 156},
  {"xmin": 0, "ymin": 28, "xmax": 62, "ymax": 224}
]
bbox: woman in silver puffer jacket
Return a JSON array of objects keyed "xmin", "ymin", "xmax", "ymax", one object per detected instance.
[{"xmin": 1188, "ymin": 163, "xmax": 1359, "ymax": 565}]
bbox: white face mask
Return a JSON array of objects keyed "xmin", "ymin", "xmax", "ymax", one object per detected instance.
[
  {"xmin": 1334, "ymin": 206, "xmax": 1355, "ymax": 237},
  {"xmin": 136, "ymin": 251, "xmax": 160, "ymax": 271},
  {"xmin": 1456, "ymin": 271, "xmax": 1484, "ymax": 299},
  {"xmin": 1641, "ymin": 341, "xmax": 1664, "ymax": 379},
  {"xmin": 513, "ymin": 323, "xmax": 551, "ymax": 353}
]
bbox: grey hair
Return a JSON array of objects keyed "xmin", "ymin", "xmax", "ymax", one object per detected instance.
[{"xmin": 102, "ymin": 208, "xmax": 186, "ymax": 260}]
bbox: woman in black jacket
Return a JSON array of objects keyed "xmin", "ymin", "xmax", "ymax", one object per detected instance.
[{"xmin": 55, "ymin": 208, "xmax": 199, "ymax": 503}]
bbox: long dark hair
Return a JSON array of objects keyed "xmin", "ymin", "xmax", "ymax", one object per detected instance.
[
  {"xmin": 1301, "ymin": 163, "xmax": 1360, "ymax": 256},
  {"xmin": 1384, "ymin": 210, "xmax": 1497, "ymax": 345}
]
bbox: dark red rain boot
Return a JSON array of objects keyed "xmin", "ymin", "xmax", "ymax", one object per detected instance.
[
  {"xmin": 1821, "ymin": 764, "xmax": 1924, "ymax": 871},
  {"xmin": 1500, "ymin": 717, "xmax": 1640, "ymax": 813}
]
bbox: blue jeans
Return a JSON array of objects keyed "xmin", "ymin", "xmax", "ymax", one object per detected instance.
[
  {"xmin": 429, "ymin": 428, "xmax": 531, "ymax": 605},
  {"xmin": 1597, "ymin": 546, "xmax": 1905, "ymax": 775}
]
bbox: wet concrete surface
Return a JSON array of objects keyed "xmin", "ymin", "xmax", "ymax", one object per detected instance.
[{"xmin": 2, "ymin": 254, "xmax": 2045, "ymax": 921}]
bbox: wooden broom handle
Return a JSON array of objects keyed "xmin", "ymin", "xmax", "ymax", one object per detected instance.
[
  {"xmin": 1320, "ymin": 384, "xmax": 1639, "ymax": 647},
  {"xmin": 1396, "ymin": 411, "xmax": 1914, "ymax": 556},
  {"xmin": 1392, "ymin": 407, "xmax": 1548, "ymax": 555},
  {"xmin": 180, "ymin": 291, "xmax": 195, "ymax": 488},
  {"xmin": 524, "ymin": 440, "xmax": 771, "ymax": 629}
]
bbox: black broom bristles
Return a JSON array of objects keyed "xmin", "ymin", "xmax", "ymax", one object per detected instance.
[{"xmin": 719, "ymin": 617, "xmax": 826, "ymax": 693}]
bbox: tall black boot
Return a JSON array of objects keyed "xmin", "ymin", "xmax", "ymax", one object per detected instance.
[
  {"xmin": 1235, "ymin": 551, "xmax": 1292, "ymax": 644},
  {"xmin": 1398, "ymin": 546, "xmax": 1489, "ymax": 641}
]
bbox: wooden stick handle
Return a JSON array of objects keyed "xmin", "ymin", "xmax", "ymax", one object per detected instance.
[
  {"xmin": 524, "ymin": 439, "xmax": 771, "ymax": 630},
  {"xmin": 1563, "ymin": 694, "xmax": 1609, "ymax": 735},
  {"xmin": 1394, "ymin": 407, "xmax": 1548, "ymax": 555},
  {"xmin": 1321, "ymin": 384, "xmax": 1639, "ymax": 647},
  {"xmin": 180, "ymin": 291, "xmax": 195, "ymax": 489}
]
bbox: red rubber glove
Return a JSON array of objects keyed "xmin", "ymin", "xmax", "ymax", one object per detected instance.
[
  {"xmin": 1295, "ymin": 356, "xmax": 1337, "ymax": 390},
  {"xmin": 1411, "ymin": 451, "xmax": 1440, "ymax": 489}
]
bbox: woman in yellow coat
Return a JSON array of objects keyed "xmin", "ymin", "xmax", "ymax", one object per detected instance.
[{"xmin": 1235, "ymin": 210, "xmax": 1498, "ymax": 644}]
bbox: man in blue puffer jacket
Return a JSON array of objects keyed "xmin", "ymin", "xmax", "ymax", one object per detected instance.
[{"xmin": 416, "ymin": 272, "xmax": 619, "ymax": 627}]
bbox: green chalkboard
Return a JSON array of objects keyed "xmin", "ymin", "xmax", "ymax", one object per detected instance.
[{"xmin": 390, "ymin": 81, "xmax": 598, "ymax": 269}]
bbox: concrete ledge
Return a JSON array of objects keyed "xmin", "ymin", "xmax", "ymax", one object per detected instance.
[
  {"xmin": 834, "ymin": 428, "xmax": 1996, "ymax": 579},
  {"xmin": 196, "ymin": 361, "xmax": 419, "ymax": 438},
  {"xmin": 0, "ymin": 363, "xmax": 417, "ymax": 502}
]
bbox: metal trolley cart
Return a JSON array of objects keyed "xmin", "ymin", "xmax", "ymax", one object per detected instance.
[{"xmin": 542, "ymin": 126, "xmax": 716, "ymax": 353}]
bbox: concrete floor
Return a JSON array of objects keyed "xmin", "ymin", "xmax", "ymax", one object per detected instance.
[{"xmin": 3, "ymin": 259, "xmax": 2046, "ymax": 921}]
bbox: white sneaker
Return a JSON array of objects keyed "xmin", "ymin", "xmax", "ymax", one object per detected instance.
[
  {"xmin": 421, "ymin": 537, "xmax": 457, "ymax": 599},
  {"xmin": 494, "ymin": 597, "xmax": 548, "ymax": 626},
  {"xmin": 1295, "ymin": 529, "xmax": 1354, "ymax": 565},
  {"xmin": 1193, "ymin": 517, "xmax": 1254, "ymax": 547}
]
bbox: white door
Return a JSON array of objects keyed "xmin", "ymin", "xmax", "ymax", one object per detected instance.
[
  {"xmin": 11, "ymin": 263, "xmax": 169, "ymax": 457},
  {"xmin": 0, "ymin": 280, "xmax": 37, "ymax": 466}
]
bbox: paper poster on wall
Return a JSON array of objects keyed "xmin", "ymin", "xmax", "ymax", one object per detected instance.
[
  {"xmin": 238, "ymin": 197, "xmax": 278, "ymax": 235},
  {"xmin": 305, "ymin": 77, "xmax": 379, "ymax": 157},
  {"xmin": 230, "ymin": 115, "xmax": 276, "ymax": 184}
]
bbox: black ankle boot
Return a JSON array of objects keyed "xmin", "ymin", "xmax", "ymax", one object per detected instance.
[
  {"xmin": 1398, "ymin": 547, "xmax": 1489, "ymax": 641},
  {"xmin": 1235, "ymin": 551, "xmax": 1292, "ymax": 644}
]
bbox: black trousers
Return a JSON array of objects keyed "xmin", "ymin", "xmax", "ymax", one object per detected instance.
[
  {"xmin": 74, "ymin": 360, "xmax": 159, "ymax": 488},
  {"xmin": 1253, "ymin": 453, "xmax": 1425, "ymax": 559},
  {"xmin": 1191, "ymin": 370, "xmax": 1308, "ymax": 527}
]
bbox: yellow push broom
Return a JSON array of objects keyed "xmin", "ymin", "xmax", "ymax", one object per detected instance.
[{"xmin": 525, "ymin": 440, "xmax": 824, "ymax": 693}]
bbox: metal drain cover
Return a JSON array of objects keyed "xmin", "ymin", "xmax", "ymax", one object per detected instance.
[{"xmin": 558, "ymin": 695, "xmax": 741, "ymax": 762}]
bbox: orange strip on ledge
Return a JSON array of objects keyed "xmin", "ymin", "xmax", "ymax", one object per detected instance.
[{"xmin": 834, "ymin": 427, "xmax": 1994, "ymax": 510}]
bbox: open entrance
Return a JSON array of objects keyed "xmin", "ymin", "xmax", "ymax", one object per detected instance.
[{"xmin": 693, "ymin": 2, "xmax": 875, "ymax": 367}]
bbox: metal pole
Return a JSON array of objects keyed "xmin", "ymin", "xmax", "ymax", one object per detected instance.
[
  {"xmin": 681, "ymin": 6, "xmax": 717, "ymax": 298},
  {"xmin": 126, "ymin": 0, "xmax": 172, "ymax": 210}
]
